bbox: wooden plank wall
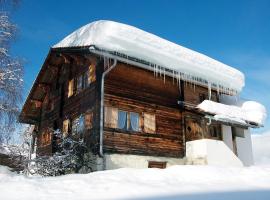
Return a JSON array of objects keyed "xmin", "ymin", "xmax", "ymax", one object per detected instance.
[{"xmin": 103, "ymin": 63, "xmax": 184, "ymax": 158}]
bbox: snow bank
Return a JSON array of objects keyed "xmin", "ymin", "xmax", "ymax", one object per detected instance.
[
  {"xmin": 252, "ymin": 132, "xmax": 270, "ymax": 166},
  {"xmin": 53, "ymin": 20, "xmax": 244, "ymax": 94},
  {"xmin": 0, "ymin": 144, "xmax": 11, "ymax": 155},
  {"xmin": 1, "ymin": 165, "xmax": 270, "ymax": 200},
  {"xmin": 197, "ymin": 100, "xmax": 267, "ymax": 126}
]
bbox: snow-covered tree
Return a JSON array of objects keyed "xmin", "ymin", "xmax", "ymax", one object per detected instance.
[{"xmin": 0, "ymin": 0, "xmax": 23, "ymax": 143}]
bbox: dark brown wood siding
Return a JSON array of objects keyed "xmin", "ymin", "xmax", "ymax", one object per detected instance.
[{"xmin": 103, "ymin": 63, "xmax": 184, "ymax": 158}]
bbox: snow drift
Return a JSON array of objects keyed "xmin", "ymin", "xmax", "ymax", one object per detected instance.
[
  {"xmin": 1, "ymin": 165, "xmax": 270, "ymax": 200},
  {"xmin": 53, "ymin": 20, "xmax": 244, "ymax": 94}
]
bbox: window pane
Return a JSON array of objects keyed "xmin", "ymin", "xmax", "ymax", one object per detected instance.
[
  {"xmin": 130, "ymin": 112, "xmax": 139, "ymax": 131},
  {"xmin": 77, "ymin": 75, "xmax": 83, "ymax": 92},
  {"xmin": 77, "ymin": 115, "xmax": 85, "ymax": 133},
  {"xmin": 144, "ymin": 113, "xmax": 156, "ymax": 133},
  {"xmin": 72, "ymin": 117, "xmax": 79, "ymax": 135},
  {"xmin": 118, "ymin": 110, "xmax": 127, "ymax": 129}
]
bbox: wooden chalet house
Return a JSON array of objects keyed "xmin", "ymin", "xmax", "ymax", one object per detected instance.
[{"xmin": 19, "ymin": 21, "xmax": 266, "ymax": 171}]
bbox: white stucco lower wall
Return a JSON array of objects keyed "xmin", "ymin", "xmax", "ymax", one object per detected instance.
[
  {"xmin": 186, "ymin": 139, "xmax": 243, "ymax": 167},
  {"xmin": 235, "ymin": 129, "xmax": 254, "ymax": 166},
  {"xmin": 104, "ymin": 154, "xmax": 185, "ymax": 170},
  {"xmin": 222, "ymin": 125, "xmax": 233, "ymax": 151}
]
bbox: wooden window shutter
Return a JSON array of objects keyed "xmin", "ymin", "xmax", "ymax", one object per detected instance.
[
  {"xmin": 68, "ymin": 79, "xmax": 74, "ymax": 97},
  {"xmin": 85, "ymin": 111, "xmax": 93, "ymax": 129},
  {"xmin": 88, "ymin": 64, "xmax": 96, "ymax": 85},
  {"xmin": 104, "ymin": 107, "xmax": 118, "ymax": 128},
  {"xmin": 144, "ymin": 113, "xmax": 156, "ymax": 133},
  {"xmin": 62, "ymin": 119, "xmax": 70, "ymax": 136}
]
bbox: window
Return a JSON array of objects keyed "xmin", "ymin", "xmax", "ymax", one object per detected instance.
[
  {"xmin": 199, "ymin": 93, "xmax": 207, "ymax": 103},
  {"xmin": 72, "ymin": 116, "xmax": 85, "ymax": 135},
  {"xmin": 117, "ymin": 110, "xmax": 140, "ymax": 131},
  {"xmin": 87, "ymin": 64, "xmax": 96, "ymax": 85},
  {"xmin": 104, "ymin": 107, "xmax": 118, "ymax": 128},
  {"xmin": 68, "ymin": 79, "xmax": 74, "ymax": 97},
  {"xmin": 62, "ymin": 119, "xmax": 70, "ymax": 137},
  {"xmin": 41, "ymin": 131, "xmax": 51, "ymax": 146},
  {"xmin": 77, "ymin": 75, "xmax": 83, "ymax": 92},
  {"xmin": 85, "ymin": 111, "xmax": 93, "ymax": 129},
  {"xmin": 144, "ymin": 113, "xmax": 156, "ymax": 133}
]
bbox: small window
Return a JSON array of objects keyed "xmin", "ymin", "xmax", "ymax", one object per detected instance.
[
  {"xmin": 72, "ymin": 116, "xmax": 85, "ymax": 135},
  {"xmin": 77, "ymin": 75, "xmax": 83, "ymax": 92},
  {"xmin": 148, "ymin": 161, "xmax": 167, "ymax": 169},
  {"xmin": 68, "ymin": 79, "xmax": 74, "ymax": 97},
  {"xmin": 144, "ymin": 113, "xmax": 156, "ymax": 133},
  {"xmin": 85, "ymin": 111, "xmax": 93, "ymax": 130},
  {"xmin": 104, "ymin": 107, "xmax": 118, "ymax": 128},
  {"xmin": 62, "ymin": 119, "xmax": 70, "ymax": 137}
]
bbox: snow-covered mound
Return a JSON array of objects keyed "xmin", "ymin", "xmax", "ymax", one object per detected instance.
[
  {"xmin": 1, "ymin": 165, "xmax": 270, "ymax": 200},
  {"xmin": 252, "ymin": 132, "xmax": 270, "ymax": 166},
  {"xmin": 197, "ymin": 100, "xmax": 267, "ymax": 126},
  {"xmin": 53, "ymin": 20, "xmax": 244, "ymax": 94}
]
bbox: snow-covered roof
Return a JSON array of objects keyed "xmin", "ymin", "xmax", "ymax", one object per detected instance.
[
  {"xmin": 53, "ymin": 20, "xmax": 245, "ymax": 94},
  {"xmin": 197, "ymin": 100, "xmax": 267, "ymax": 127}
]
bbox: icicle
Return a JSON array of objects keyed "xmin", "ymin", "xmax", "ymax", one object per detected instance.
[
  {"xmin": 163, "ymin": 67, "xmax": 166, "ymax": 83},
  {"xmin": 172, "ymin": 70, "xmax": 175, "ymax": 85},
  {"xmin": 208, "ymin": 82, "xmax": 212, "ymax": 100}
]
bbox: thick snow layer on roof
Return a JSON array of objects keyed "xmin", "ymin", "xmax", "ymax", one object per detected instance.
[
  {"xmin": 197, "ymin": 100, "xmax": 267, "ymax": 126},
  {"xmin": 53, "ymin": 20, "xmax": 245, "ymax": 94}
]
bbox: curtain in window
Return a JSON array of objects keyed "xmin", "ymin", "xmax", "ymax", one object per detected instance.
[
  {"xmin": 130, "ymin": 112, "xmax": 139, "ymax": 131},
  {"xmin": 144, "ymin": 113, "xmax": 156, "ymax": 133},
  {"xmin": 104, "ymin": 107, "xmax": 118, "ymax": 128},
  {"xmin": 118, "ymin": 110, "xmax": 127, "ymax": 129}
]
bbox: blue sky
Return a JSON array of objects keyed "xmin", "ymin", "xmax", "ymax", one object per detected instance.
[{"xmin": 11, "ymin": 0, "xmax": 270, "ymax": 133}]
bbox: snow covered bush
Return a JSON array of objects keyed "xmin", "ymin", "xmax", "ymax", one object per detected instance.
[{"xmin": 26, "ymin": 130, "xmax": 97, "ymax": 176}]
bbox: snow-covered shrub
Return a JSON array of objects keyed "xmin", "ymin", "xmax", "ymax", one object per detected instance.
[{"xmin": 26, "ymin": 130, "xmax": 97, "ymax": 176}]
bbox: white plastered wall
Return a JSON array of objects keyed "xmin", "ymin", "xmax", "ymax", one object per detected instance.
[
  {"xmin": 235, "ymin": 128, "xmax": 254, "ymax": 166},
  {"xmin": 104, "ymin": 154, "xmax": 185, "ymax": 170},
  {"xmin": 186, "ymin": 139, "xmax": 243, "ymax": 167},
  {"xmin": 222, "ymin": 125, "xmax": 234, "ymax": 151}
]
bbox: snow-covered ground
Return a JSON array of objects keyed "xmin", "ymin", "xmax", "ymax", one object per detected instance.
[{"xmin": 1, "ymin": 132, "xmax": 270, "ymax": 200}]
